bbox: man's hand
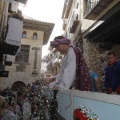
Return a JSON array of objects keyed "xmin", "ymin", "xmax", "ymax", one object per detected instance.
[
  {"xmin": 42, "ymin": 77, "xmax": 56, "ymax": 86},
  {"xmin": 53, "ymin": 86, "xmax": 59, "ymax": 90},
  {"xmin": 42, "ymin": 78, "xmax": 50, "ymax": 86}
]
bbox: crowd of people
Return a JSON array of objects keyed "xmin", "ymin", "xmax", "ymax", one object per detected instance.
[{"xmin": 0, "ymin": 80, "xmax": 57, "ymax": 120}]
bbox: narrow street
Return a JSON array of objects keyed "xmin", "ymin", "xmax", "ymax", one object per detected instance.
[{"xmin": 0, "ymin": 0, "xmax": 120, "ymax": 120}]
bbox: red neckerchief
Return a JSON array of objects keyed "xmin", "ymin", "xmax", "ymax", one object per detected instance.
[{"xmin": 107, "ymin": 60, "xmax": 116, "ymax": 67}]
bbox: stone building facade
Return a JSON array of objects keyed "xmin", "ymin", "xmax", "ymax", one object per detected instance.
[{"xmin": 0, "ymin": 18, "xmax": 54, "ymax": 90}]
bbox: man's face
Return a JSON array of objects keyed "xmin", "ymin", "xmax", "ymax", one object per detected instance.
[
  {"xmin": 107, "ymin": 54, "xmax": 116, "ymax": 65},
  {"xmin": 56, "ymin": 44, "xmax": 65, "ymax": 54}
]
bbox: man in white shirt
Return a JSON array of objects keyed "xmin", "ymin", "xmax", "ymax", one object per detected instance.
[
  {"xmin": 44, "ymin": 36, "xmax": 92, "ymax": 91},
  {"xmin": 44, "ymin": 36, "xmax": 76, "ymax": 90},
  {"xmin": 43, "ymin": 36, "xmax": 92, "ymax": 120}
]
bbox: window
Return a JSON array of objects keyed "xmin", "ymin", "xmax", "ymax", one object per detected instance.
[
  {"xmin": 22, "ymin": 31, "xmax": 27, "ymax": 38},
  {"xmin": 15, "ymin": 45, "xmax": 30, "ymax": 63},
  {"xmin": 33, "ymin": 32, "xmax": 37, "ymax": 40}
]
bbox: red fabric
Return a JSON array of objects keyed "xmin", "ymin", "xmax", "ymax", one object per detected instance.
[
  {"xmin": 116, "ymin": 87, "xmax": 120, "ymax": 94},
  {"xmin": 74, "ymin": 109, "xmax": 88, "ymax": 120}
]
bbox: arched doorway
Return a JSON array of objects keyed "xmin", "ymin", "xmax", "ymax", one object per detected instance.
[{"xmin": 12, "ymin": 81, "xmax": 26, "ymax": 90}]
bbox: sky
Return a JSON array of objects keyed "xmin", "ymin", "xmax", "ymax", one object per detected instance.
[{"xmin": 19, "ymin": 0, "xmax": 65, "ymax": 58}]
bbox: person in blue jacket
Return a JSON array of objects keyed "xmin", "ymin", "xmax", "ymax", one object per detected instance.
[
  {"xmin": 90, "ymin": 71, "xmax": 100, "ymax": 92},
  {"xmin": 104, "ymin": 51, "xmax": 120, "ymax": 94}
]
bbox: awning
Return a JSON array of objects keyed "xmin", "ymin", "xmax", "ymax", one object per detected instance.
[{"xmin": 2, "ymin": 0, "xmax": 28, "ymax": 4}]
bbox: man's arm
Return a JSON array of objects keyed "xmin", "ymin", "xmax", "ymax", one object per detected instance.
[
  {"xmin": 49, "ymin": 77, "xmax": 56, "ymax": 83},
  {"xmin": 43, "ymin": 58, "xmax": 64, "ymax": 87},
  {"xmin": 43, "ymin": 77, "xmax": 56, "ymax": 86},
  {"xmin": 95, "ymin": 77, "xmax": 101, "ymax": 92},
  {"xmin": 104, "ymin": 67, "xmax": 114, "ymax": 93},
  {"xmin": 58, "ymin": 48, "xmax": 76, "ymax": 89},
  {"xmin": 104, "ymin": 68, "xmax": 111, "ymax": 89},
  {"xmin": 93, "ymin": 72, "xmax": 101, "ymax": 92},
  {"xmin": 115, "ymin": 62, "xmax": 120, "ymax": 94},
  {"xmin": 48, "ymin": 57, "xmax": 66, "ymax": 87}
]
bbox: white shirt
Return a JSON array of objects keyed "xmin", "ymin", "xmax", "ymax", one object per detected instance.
[{"xmin": 49, "ymin": 47, "xmax": 76, "ymax": 89}]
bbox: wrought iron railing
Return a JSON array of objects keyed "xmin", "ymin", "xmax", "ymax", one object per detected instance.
[{"xmin": 84, "ymin": 0, "xmax": 101, "ymax": 17}]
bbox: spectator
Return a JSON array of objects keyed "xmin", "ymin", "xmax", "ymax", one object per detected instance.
[
  {"xmin": 90, "ymin": 71, "xmax": 101, "ymax": 92},
  {"xmin": 104, "ymin": 51, "xmax": 120, "ymax": 94}
]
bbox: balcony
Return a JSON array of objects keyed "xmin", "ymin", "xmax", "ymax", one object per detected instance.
[
  {"xmin": 84, "ymin": 0, "xmax": 114, "ymax": 20},
  {"xmin": 70, "ymin": 13, "xmax": 79, "ymax": 33}
]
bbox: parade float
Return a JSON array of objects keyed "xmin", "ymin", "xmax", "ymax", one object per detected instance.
[
  {"xmin": 40, "ymin": 76, "xmax": 120, "ymax": 120},
  {"xmin": 55, "ymin": 90, "xmax": 120, "ymax": 120}
]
